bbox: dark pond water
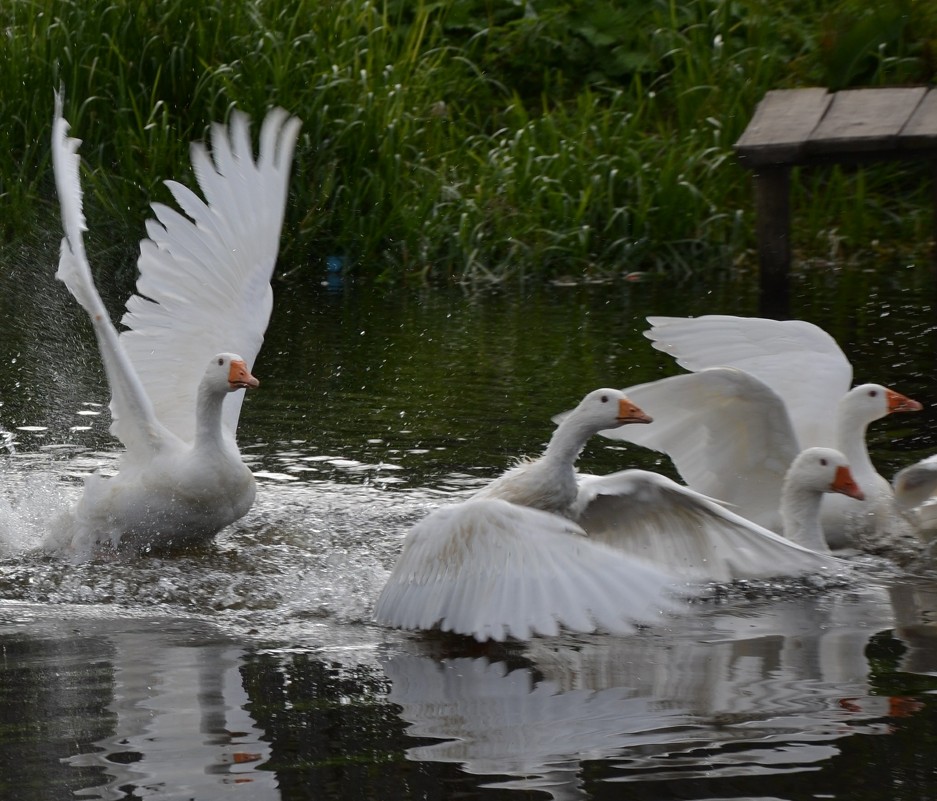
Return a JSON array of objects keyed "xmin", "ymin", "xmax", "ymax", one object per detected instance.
[{"xmin": 3, "ymin": 234, "xmax": 937, "ymax": 800}]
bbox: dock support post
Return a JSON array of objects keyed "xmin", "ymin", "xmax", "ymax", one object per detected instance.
[
  {"xmin": 753, "ymin": 166, "xmax": 791, "ymax": 319},
  {"xmin": 932, "ymin": 160, "xmax": 937, "ymax": 278}
]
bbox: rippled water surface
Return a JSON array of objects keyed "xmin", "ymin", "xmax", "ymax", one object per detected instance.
[{"xmin": 2, "ymin": 245, "xmax": 937, "ymax": 800}]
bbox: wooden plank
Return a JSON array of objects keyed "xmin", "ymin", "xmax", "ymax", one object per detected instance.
[
  {"xmin": 899, "ymin": 88, "xmax": 937, "ymax": 150},
  {"xmin": 735, "ymin": 88, "xmax": 831, "ymax": 166},
  {"xmin": 807, "ymin": 87, "xmax": 927, "ymax": 154}
]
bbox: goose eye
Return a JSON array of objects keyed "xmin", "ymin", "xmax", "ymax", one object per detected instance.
[
  {"xmin": 820, "ymin": 458, "xmax": 828, "ymax": 466},
  {"xmin": 600, "ymin": 395, "xmax": 609, "ymax": 403},
  {"xmin": 217, "ymin": 357, "xmax": 224, "ymax": 366}
]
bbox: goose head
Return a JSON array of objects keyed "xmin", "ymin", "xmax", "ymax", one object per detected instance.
[
  {"xmin": 205, "ymin": 353, "xmax": 259, "ymax": 395},
  {"xmin": 567, "ymin": 388, "xmax": 652, "ymax": 434},
  {"xmin": 840, "ymin": 383, "xmax": 922, "ymax": 424},
  {"xmin": 788, "ymin": 447, "xmax": 864, "ymax": 500}
]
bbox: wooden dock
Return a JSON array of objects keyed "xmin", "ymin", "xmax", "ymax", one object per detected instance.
[{"xmin": 734, "ymin": 87, "xmax": 937, "ymax": 313}]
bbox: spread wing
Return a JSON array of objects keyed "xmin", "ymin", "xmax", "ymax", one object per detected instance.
[
  {"xmin": 601, "ymin": 367, "xmax": 800, "ymax": 530},
  {"xmin": 52, "ymin": 92, "xmax": 173, "ymax": 456},
  {"xmin": 374, "ymin": 498, "xmax": 681, "ymax": 642},
  {"xmin": 119, "ymin": 107, "xmax": 301, "ymax": 442},
  {"xmin": 574, "ymin": 470, "xmax": 844, "ymax": 582},
  {"xmin": 645, "ymin": 315, "xmax": 852, "ymax": 447}
]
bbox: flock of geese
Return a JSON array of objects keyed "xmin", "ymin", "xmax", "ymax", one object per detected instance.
[{"xmin": 33, "ymin": 96, "xmax": 937, "ymax": 642}]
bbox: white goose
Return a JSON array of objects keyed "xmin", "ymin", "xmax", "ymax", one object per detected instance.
[
  {"xmin": 375, "ymin": 389, "xmax": 842, "ymax": 642},
  {"xmin": 780, "ymin": 447, "xmax": 865, "ymax": 552},
  {"xmin": 375, "ymin": 389, "xmax": 676, "ymax": 641},
  {"xmin": 894, "ymin": 455, "xmax": 937, "ymax": 541},
  {"xmin": 48, "ymin": 93, "xmax": 301, "ymax": 556},
  {"xmin": 607, "ymin": 315, "xmax": 922, "ymax": 549}
]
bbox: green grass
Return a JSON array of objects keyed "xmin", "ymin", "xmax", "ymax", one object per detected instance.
[{"xmin": 0, "ymin": 0, "xmax": 935, "ymax": 284}]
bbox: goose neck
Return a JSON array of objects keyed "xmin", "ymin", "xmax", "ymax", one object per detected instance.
[
  {"xmin": 781, "ymin": 483, "xmax": 828, "ymax": 552},
  {"xmin": 193, "ymin": 383, "xmax": 230, "ymax": 452},
  {"xmin": 542, "ymin": 416, "xmax": 592, "ymax": 469},
  {"xmin": 835, "ymin": 407, "xmax": 875, "ymax": 477}
]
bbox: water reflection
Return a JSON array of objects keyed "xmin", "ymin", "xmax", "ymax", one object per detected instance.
[
  {"xmin": 890, "ymin": 581, "xmax": 937, "ymax": 675},
  {"xmin": 0, "ymin": 612, "xmax": 276, "ymax": 801},
  {"xmin": 66, "ymin": 624, "xmax": 276, "ymax": 801},
  {"xmin": 3, "ymin": 572, "xmax": 937, "ymax": 799},
  {"xmin": 384, "ymin": 651, "xmax": 692, "ymax": 800},
  {"xmin": 382, "ymin": 586, "xmax": 900, "ymax": 799}
]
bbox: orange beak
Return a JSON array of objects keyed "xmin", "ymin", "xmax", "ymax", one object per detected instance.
[
  {"xmin": 832, "ymin": 464, "xmax": 864, "ymax": 501},
  {"xmin": 886, "ymin": 388, "xmax": 923, "ymax": 413},
  {"xmin": 617, "ymin": 397, "xmax": 653, "ymax": 425},
  {"xmin": 229, "ymin": 359, "xmax": 259, "ymax": 390}
]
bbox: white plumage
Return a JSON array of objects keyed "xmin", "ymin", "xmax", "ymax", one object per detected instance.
[
  {"xmin": 375, "ymin": 498, "xmax": 676, "ymax": 641},
  {"xmin": 376, "ymin": 387, "xmax": 844, "ymax": 642},
  {"xmin": 376, "ymin": 389, "xmax": 678, "ymax": 641},
  {"xmin": 571, "ymin": 448, "xmax": 856, "ymax": 579},
  {"xmin": 604, "ymin": 315, "xmax": 922, "ymax": 549},
  {"xmin": 894, "ymin": 455, "xmax": 937, "ymax": 541},
  {"xmin": 48, "ymin": 93, "xmax": 300, "ymax": 556}
]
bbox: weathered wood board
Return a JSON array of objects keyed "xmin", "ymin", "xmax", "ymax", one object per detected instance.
[
  {"xmin": 807, "ymin": 87, "xmax": 928, "ymax": 154},
  {"xmin": 734, "ymin": 88, "xmax": 831, "ymax": 165},
  {"xmin": 735, "ymin": 86, "xmax": 937, "ymax": 166},
  {"xmin": 901, "ymin": 90, "xmax": 937, "ymax": 149}
]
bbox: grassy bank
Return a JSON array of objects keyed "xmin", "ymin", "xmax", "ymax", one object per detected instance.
[{"xmin": 1, "ymin": 0, "xmax": 935, "ymax": 284}]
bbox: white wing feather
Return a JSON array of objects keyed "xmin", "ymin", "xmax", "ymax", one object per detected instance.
[
  {"xmin": 645, "ymin": 315, "xmax": 852, "ymax": 448},
  {"xmin": 601, "ymin": 368, "xmax": 800, "ymax": 530},
  {"xmin": 574, "ymin": 470, "xmax": 844, "ymax": 582},
  {"xmin": 894, "ymin": 454, "xmax": 937, "ymax": 510},
  {"xmin": 120, "ymin": 108, "xmax": 301, "ymax": 442},
  {"xmin": 374, "ymin": 498, "xmax": 681, "ymax": 642},
  {"xmin": 52, "ymin": 92, "xmax": 170, "ymax": 455}
]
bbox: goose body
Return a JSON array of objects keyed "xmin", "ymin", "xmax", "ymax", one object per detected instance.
[
  {"xmin": 48, "ymin": 94, "xmax": 300, "ymax": 556},
  {"xmin": 374, "ymin": 496, "xmax": 678, "ymax": 642},
  {"xmin": 375, "ymin": 389, "xmax": 842, "ymax": 642},
  {"xmin": 59, "ymin": 353, "xmax": 260, "ymax": 553},
  {"xmin": 375, "ymin": 389, "xmax": 677, "ymax": 641},
  {"xmin": 612, "ymin": 315, "xmax": 922, "ymax": 549}
]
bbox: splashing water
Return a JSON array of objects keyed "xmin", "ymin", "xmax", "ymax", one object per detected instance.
[{"xmin": 0, "ymin": 459, "xmax": 72, "ymax": 555}]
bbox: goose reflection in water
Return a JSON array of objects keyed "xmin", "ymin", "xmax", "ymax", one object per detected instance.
[
  {"xmin": 58, "ymin": 621, "xmax": 276, "ymax": 801},
  {"xmin": 382, "ymin": 584, "xmax": 910, "ymax": 800},
  {"xmin": 890, "ymin": 579, "xmax": 937, "ymax": 677}
]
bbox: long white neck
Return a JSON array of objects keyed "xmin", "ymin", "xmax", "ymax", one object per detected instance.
[
  {"xmin": 541, "ymin": 414, "xmax": 597, "ymax": 473},
  {"xmin": 478, "ymin": 414, "xmax": 597, "ymax": 516},
  {"xmin": 835, "ymin": 403, "xmax": 876, "ymax": 481},
  {"xmin": 780, "ymin": 480, "xmax": 829, "ymax": 553},
  {"xmin": 193, "ymin": 384, "xmax": 234, "ymax": 454}
]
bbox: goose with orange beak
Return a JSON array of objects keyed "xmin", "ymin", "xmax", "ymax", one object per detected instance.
[
  {"xmin": 779, "ymin": 447, "xmax": 865, "ymax": 553},
  {"xmin": 375, "ymin": 389, "xmax": 844, "ymax": 643},
  {"xmin": 48, "ymin": 93, "xmax": 299, "ymax": 557}
]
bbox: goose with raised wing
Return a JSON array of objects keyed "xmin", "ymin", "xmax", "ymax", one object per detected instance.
[
  {"xmin": 375, "ymin": 389, "xmax": 677, "ymax": 641},
  {"xmin": 47, "ymin": 94, "xmax": 301, "ymax": 557},
  {"xmin": 604, "ymin": 315, "xmax": 922, "ymax": 550},
  {"xmin": 375, "ymin": 389, "xmax": 843, "ymax": 642}
]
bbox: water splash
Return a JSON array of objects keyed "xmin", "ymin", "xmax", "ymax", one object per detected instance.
[{"xmin": 0, "ymin": 460, "xmax": 72, "ymax": 555}]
